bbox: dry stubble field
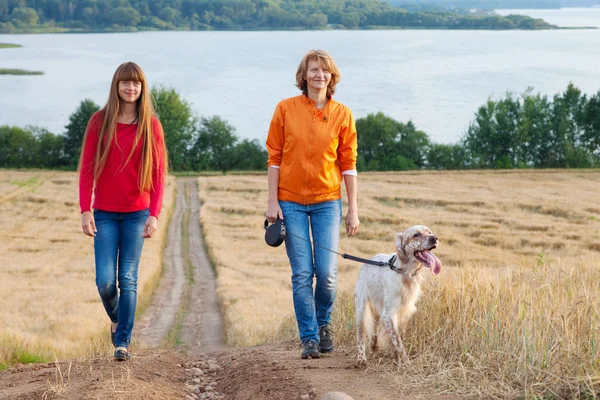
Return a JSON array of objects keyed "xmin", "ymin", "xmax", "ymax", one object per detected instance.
[
  {"xmin": 0, "ymin": 170, "xmax": 174, "ymax": 369},
  {"xmin": 1, "ymin": 169, "xmax": 599, "ymax": 398},
  {"xmin": 198, "ymin": 170, "xmax": 600, "ymax": 398}
]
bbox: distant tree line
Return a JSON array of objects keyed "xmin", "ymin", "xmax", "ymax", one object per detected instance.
[
  {"xmin": 0, "ymin": 86, "xmax": 267, "ymax": 172},
  {"xmin": 2, "ymin": 83, "xmax": 600, "ymax": 172},
  {"xmin": 460, "ymin": 84, "xmax": 600, "ymax": 169},
  {"xmin": 356, "ymin": 83, "xmax": 600, "ymax": 171},
  {"xmin": 0, "ymin": 0, "xmax": 555, "ymax": 33}
]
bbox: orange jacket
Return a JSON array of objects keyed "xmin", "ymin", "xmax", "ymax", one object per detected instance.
[{"xmin": 266, "ymin": 95, "xmax": 357, "ymax": 205}]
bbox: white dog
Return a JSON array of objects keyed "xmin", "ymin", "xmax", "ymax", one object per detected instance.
[{"xmin": 354, "ymin": 225, "xmax": 442, "ymax": 368}]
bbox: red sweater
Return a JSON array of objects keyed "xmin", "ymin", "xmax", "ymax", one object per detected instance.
[{"xmin": 79, "ymin": 111, "xmax": 166, "ymax": 218}]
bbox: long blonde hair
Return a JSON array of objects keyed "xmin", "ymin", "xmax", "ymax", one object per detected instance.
[
  {"xmin": 80, "ymin": 62, "xmax": 167, "ymax": 193},
  {"xmin": 295, "ymin": 49, "xmax": 341, "ymax": 99}
]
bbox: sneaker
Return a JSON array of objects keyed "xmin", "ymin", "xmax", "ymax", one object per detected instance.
[
  {"xmin": 114, "ymin": 347, "xmax": 130, "ymax": 361},
  {"xmin": 318, "ymin": 325, "xmax": 334, "ymax": 353},
  {"xmin": 301, "ymin": 340, "xmax": 320, "ymax": 359}
]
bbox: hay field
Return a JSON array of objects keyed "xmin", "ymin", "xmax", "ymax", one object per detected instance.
[
  {"xmin": 0, "ymin": 170, "xmax": 174, "ymax": 368},
  {"xmin": 198, "ymin": 170, "xmax": 600, "ymax": 398}
]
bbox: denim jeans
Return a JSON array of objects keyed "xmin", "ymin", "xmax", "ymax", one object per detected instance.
[
  {"xmin": 93, "ymin": 208, "xmax": 148, "ymax": 349},
  {"xmin": 279, "ymin": 199, "xmax": 342, "ymax": 344}
]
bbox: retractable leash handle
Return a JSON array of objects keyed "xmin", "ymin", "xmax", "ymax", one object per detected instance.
[{"xmin": 264, "ymin": 217, "xmax": 286, "ymax": 247}]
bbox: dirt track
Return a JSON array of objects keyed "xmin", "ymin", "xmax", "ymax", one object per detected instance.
[
  {"xmin": 0, "ymin": 177, "xmax": 458, "ymax": 400},
  {"xmin": 135, "ymin": 178, "xmax": 224, "ymax": 354}
]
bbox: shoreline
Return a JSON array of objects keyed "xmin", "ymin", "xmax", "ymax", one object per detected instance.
[
  {"xmin": 0, "ymin": 23, "xmax": 577, "ymax": 35},
  {"xmin": 4, "ymin": 26, "xmax": 592, "ymax": 34}
]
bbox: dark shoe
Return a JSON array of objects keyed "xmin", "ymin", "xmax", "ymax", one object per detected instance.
[
  {"xmin": 114, "ymin": 348, "xmax": 130, "ymax": 361},
  {"xmin": 301, "ymin": 340, "xmax": 320, "ymax": 359},
  {"xmin": 319, "ymin": 325, "xmax": 334, "ymax": 353}
]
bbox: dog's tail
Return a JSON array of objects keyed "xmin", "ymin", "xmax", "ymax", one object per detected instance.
[{"xmin": 364, "ymin": 305, "xmax": 376, "ymax": 343}]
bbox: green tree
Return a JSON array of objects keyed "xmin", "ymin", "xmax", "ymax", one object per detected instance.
[
  {"xmin": 139, "ymin": 15, "xmax": 171, "ymax": 29},
  {"xmin": 0, "ymin": 126, "xmax": 39, "ymax": 168},
  {"xmin": 81, "ymin": 7, "xmax": 97, "ymax": 26},
  {"xmin": 152, "ymin": 86, "xmax": 196, "ymax": 171},
  {"xmin": 33, "ymin": 128, "xmax": 66, "ymax": 168},
  {"xmin": 191, "ymin": 116, "xmax": 237, "ymax": 172},
  {"xmin": 426, "ymin": 143, "xmax": 467, "ymax": 170},
  {"xmin": 106, "ymin": 6, "xmax": 141, "ymax": 26},
  {"xmin": 356, "ymin": 112, "xmax": 400, "ymax": 170},
  {"xmin": 0, "ymin": 21, "xmax": 16, "ymax": 32},
  {"xmin": 11, "ymin": 7, "xmax": 38, "ymax": 25},
  {"xmin": 518, "ymin": 91, "xmax": 551, "ymax": 167},
  {"xmin": 341, "ymin": 11, "xmax": 360, "ymax": 28},
  {"xmin": 356, "ymin": 112, "xmax": 429, "ymax": 171},
  {"xmin": 464, "ymin": 95, "xmax": 521, "ymax": 168},
  {"xmin": 63, "ymin": 99, "xmax": 100, "ymax": 168},
  {"xmin": 230, "ymin": 138, "xmax": 267, "ymax": 170},
  {"xmin": 396, "ymin": 121, "xmax": 430, "ymax": 168},
  {"xmin": 306, "ymin": 11, "xmax": 327, "ymax": 28},
  {"xmin": 580, "ymin": 90, "xmax": 600, "ymax": 159},
  {"xmin": 159, "ymin": 6, "xmax": 180, "ymax": 24}
]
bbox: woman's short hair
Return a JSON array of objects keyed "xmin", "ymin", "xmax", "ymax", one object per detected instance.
[{"xmin": 295, "ymin": 49, "xmax": 341, "ymax": 98}]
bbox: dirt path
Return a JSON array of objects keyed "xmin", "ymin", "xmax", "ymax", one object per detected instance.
[
  {"xmin": 134, "ymin": 179, "xmax": 186, "ymax": 347},
  {"xmin": 135, "ymin": 178, "xmax": 224, "ymax": 353},
  {"xmin": 180, "ymin": 178, "xmax": 224, "ymax": 355}
]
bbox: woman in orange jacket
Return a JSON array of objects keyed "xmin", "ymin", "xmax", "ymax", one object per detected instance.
[{"xmin": 265, "ymin": 49, "xmax": 360, "ymax": 359}]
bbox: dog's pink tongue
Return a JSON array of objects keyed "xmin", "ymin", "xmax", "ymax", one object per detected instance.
[{"xmin": 423, "ymin": 251, "xmax": 442, "ymax": 275}]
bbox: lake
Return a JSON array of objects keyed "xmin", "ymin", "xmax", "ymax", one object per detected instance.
[{"xmin": 1, "ymin": 8, "xmax": 599, "ymax": 144}]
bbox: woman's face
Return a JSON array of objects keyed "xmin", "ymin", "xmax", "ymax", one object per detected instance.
[
  {"xmin": 305, "ymin": 59, "xmax": 331, "ymax": 93},
  {"xmin": 118, "ymin": 80, "xmax": 142, "ymax": 103}
]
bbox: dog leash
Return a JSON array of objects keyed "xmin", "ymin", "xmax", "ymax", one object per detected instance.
[{"xmin": 285, "ymin": 230, "xmax": 399, "ymax": 271}]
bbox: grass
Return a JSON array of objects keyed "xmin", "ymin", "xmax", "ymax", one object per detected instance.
[
  {"xmin": 0, "ymin": 43, "xmax": 22, "ymax": 49},
  {"xmin": 0, "ymin": 333, "xmax": 52, "ymax": 367},
  {"xmin": 0, "ymin": 170, "xmax": 175, "ymax": 368},
  {"xmin": 42, "ymin": 359, "xmax": 72, "ymax": 399},
  {"xmin": 3, "ymin": 168, "xmax": 600, "ymax": 397},
  {"xmin": 196, "ymin": 169, "xmax": 600, "ymax": 398},
  {"xmin": 0, "ymin": 68, "xmax": 44, "ymax": 75},
  {"xmin": 10, "ymin": 176, "xmax": 40, "ymax": 188}
]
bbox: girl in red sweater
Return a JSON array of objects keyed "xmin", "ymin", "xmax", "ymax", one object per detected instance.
[{"xmin": 78, "ymin": 62, "xmax": 167, "ymax": 361}]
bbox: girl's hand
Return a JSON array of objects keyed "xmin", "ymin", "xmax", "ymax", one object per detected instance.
[
  {"xmin": 143, "ymin": 216, "xmax": 158, "ymax": 238},
  {"xmin": 81, "ymin": 211, "xmax": 96, "ymax": 237}
]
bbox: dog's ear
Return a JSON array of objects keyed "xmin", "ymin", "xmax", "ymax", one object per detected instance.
[{"xmin": 395, "ymin": 232, "xmax": 409, "ymax": 264}]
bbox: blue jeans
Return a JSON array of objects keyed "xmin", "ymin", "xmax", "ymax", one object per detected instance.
[
  {"xmin": 93, "ymin": 208, "xmax": 148, "ymax": 349},
  {"xmin": 279, "ymin": 199, "xmax": 342, "ymax": 344}
]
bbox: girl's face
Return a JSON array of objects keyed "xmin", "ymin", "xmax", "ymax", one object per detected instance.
[
  {"xmin": 305, "ymin": 59, "xmax": 331, "ymax": 93},
  {"xmin": 118, "ymin": 80, "xmax": 142, "ymax": 103}
]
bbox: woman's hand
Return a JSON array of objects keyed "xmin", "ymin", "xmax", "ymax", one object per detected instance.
[
  {"xmin": 81, "ymin": 211, "xmax": 96, "ymax": 237},
  {"xmin": 143, "ymin": 216, "xmax": 158, "ymax": 238},
  {"xmin": 265, "ymin": 201, "xmax": 283, "ymax": 223},
  {"xmin": 345, "ymin": 209, "xmax": 360, "ymax": 237}
]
